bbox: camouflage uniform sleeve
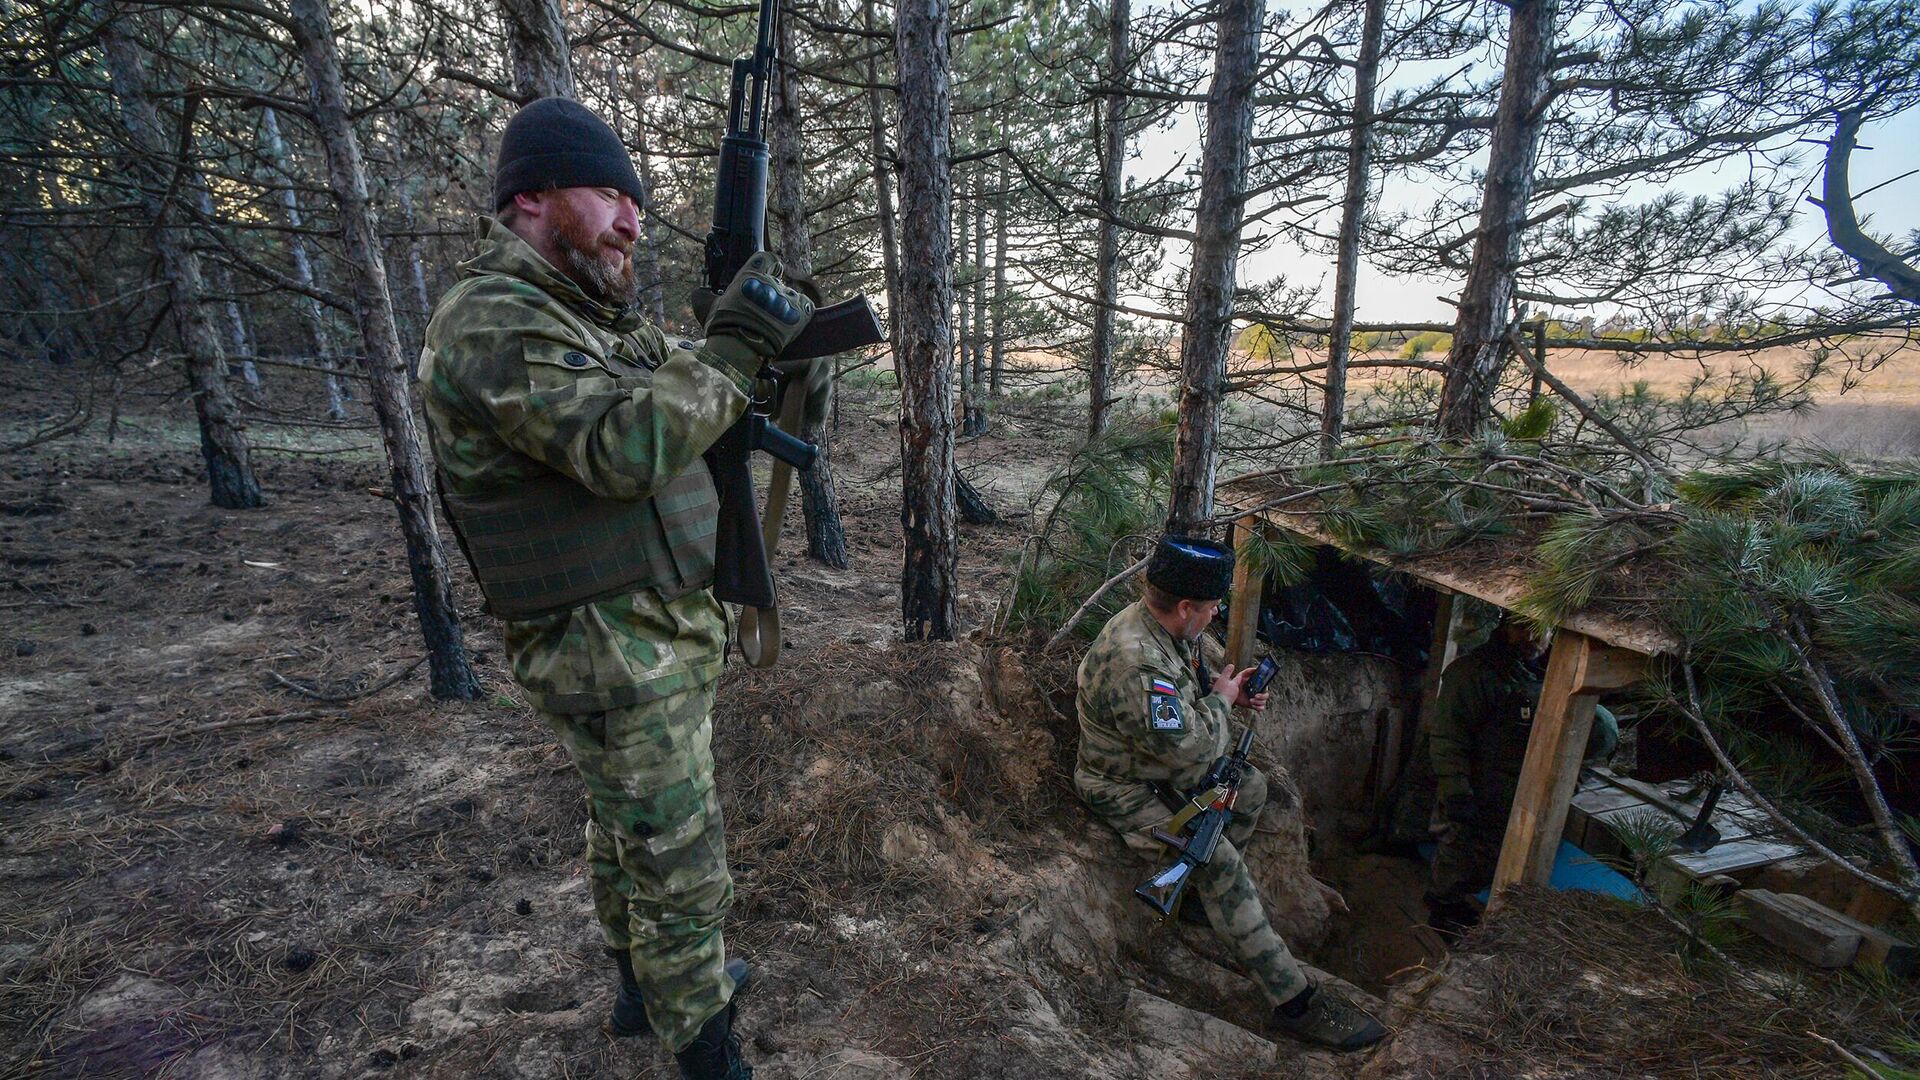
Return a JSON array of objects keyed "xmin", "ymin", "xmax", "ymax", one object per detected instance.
[
  {"xmin": 434, "ymin": 281, "xmax": 752, "ymax": 501},
  {"xmin": 1095, "ymin": 662, "xmax": 1230, "ymax": 783},
  {"xmin": 1428, "ymin": 655, "xmax": 1484, "ymax": 800}
]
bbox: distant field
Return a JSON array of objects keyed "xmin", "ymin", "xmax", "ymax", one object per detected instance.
[{"xmin": 989, "ymin": 332, "xmax": 1920, "ymax": 457}]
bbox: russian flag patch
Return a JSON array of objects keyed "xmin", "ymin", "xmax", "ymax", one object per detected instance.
[{"xmin": 1148, "ymin": 677, "xmax": 1184, "ymax": 731}]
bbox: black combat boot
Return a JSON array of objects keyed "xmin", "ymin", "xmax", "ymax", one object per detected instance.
[
  {"xmin": 1267, "ymin": 984, "xmax": 1388, "ymax": 1052},
  {"xmin": 608, "ymin": 950, "xmax": 752, "ymax": 1038},
  {"xmin": 674, "ymin": 1002, "xmax": 752, "ymax": 1080}
]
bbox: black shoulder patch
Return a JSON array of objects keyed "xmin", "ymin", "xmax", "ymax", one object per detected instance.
[{"xmin": 562, "ymin": 350, "xmax": 593, "ymax": 368}]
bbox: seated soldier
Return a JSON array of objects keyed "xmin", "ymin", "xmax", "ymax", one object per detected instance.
[
  {"xmin": 1075, "ymin": 535, "xmax": 1387, "ymax": 1052},
  {"xmin": 1425, "ymin": 613, "xmax": 1618, "ymax": 932}
]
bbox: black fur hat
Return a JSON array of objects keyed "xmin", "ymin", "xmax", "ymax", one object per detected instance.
[
  {"xmin": 493, "ymin": 97, "xmax": 645, "ymax": 211},
  {"xmin": 1145, "ymin": 534, "xmax": 1234, "ymax": 601}
]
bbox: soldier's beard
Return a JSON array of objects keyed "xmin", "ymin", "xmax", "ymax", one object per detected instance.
[{"xmin": 548, "ymin": 199, "xmax": 638, "ymax": 308}]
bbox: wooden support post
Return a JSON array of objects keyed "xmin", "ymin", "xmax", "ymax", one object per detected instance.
[
  {"xmin": 1490, "ymin": 629, "xmax": 1649, "ymax": 904},
  {"xmin": 1224, "ymin": 519, "xmax": 1265, "ymax": 670}
]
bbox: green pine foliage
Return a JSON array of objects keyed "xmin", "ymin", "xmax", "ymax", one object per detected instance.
[{"xmin": 1003, "ymin": 418, "xmax": 1176, "ymax": 640}]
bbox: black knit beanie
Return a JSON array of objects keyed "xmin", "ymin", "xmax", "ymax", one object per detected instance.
[
  {"xmin": 493, "ymin": 97, "xmax": 645, "ymax": 211},
  {"xmin": 1146, "ymin": 535, "xmax": 1235, "ymax": 601}
]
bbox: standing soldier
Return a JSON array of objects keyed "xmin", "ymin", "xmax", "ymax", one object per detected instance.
[
  {"xmin": 419, "ymin": 97, "xmax": 814, "ymax": 1080},
  {"xmin": 1425, "ymin": 614, "xmax": 1617, "ymax": 933},
  {"xmin": 1075, "ymin": 535, "xmax": 1387, "ymax": 1051}
]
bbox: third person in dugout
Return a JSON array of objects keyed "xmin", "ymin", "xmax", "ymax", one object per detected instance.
[
  {"xmin": 1424, "ymin": 612, "xmax": 1618, "ymax": 934},
  {"xmin": 1074, "ymin": 535, "xmax": 1388, "ymax": 1052},
  {"xmin": 418, "ymin": 98, "xmax": 824, "ymax": 1080}
]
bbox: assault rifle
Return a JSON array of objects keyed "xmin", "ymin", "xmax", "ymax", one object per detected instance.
[
  {"xmin": 1135, "ymin": 728, "xmax": 1256, "ymax": 922},
  {"xmin": 700, "ymin": 0, "xmax": 884, "ymax": 668}
]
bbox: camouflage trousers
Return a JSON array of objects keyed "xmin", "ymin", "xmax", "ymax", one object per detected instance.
[
  {"xmin": 1428, "ymin": 801, "xmax": 1504, "ymax": 905},
  {"xmin": 1095, "ymin": 766, "xmax": 1309, "ymax": 1007},
  {"xmin": 540, "ymin": 680, "xmax": 737, "ymax": 1053}
]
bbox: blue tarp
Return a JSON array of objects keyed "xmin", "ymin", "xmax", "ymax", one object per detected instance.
[{"xmin": 1418, "ymin": 839, "xmax": 1644, "ymax": 903}]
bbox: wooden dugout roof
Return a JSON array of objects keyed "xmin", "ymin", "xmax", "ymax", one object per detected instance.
[{"xmin": 1215, "ymin": 475, "xmax": 1678, "ymax": 900}]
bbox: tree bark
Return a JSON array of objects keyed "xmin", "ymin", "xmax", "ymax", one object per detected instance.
[
  {"xmin": 262, "ymin": 105, "xmax": 348, "ymax": 419},
  {"xmin": 99, "ymin": 16, "xmax": 262, "ymax": 510},
  {"xmin": 1436, "ymin": 0, "xmax": 1557, "ymax": 438},
  {"xmin": 1821, "ymin": 109, "xmax": 1920, "ymax": 306},
  {"xmin": 1166, "ymin": 0, "xmax": 1262, "ymax": 537},
  {"xmin": 1321, "ymin": 0, "xmax": 1385, "ymax": 459},
  {"xmin": 990, "ymin": 151, "xmax": 1008, "ymax": 397},
  {"xmin": 769, "ymin": 7, "xmax": 849, "ymax": 569},
  {"xmin": 865, "ymin": 0, "xmax": 901, "ymax": 355},
  {"xmin": 895, "ymin": 0, "xmax": 959, "ymax": 642},
  {"xmin": 287, "ymin": 0, "xmax": 483, "ymax": 701},
  {"xmin": 499, "ymin": 0, "xmax": 575, "ymax": 100},
  {"xmin": 396, "ymin": 185, "xmax": 434, "ymax": 362},
  {"xmin": 955, "ymin": 177, "xmax": 973, "ymax": 434},
  {"xmin": 1087, "ymin": 0, "xmax": 1130, "ymax": 439},
  {"xmin": 970, "ymin": 160, "xmax": 988, "ymax": 434},
  {"xmin": 198, "ymin": 187, "xmax": 261, "ymax": 391},
  {"xmin": 626, "ymin": 60, "xmax": 668, "ymax": 326}
]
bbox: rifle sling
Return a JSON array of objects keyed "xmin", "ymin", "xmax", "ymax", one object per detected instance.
[
  {"xmin": 736, "ymin": 377, "xmax": 806, "ymax": 668},
  {"xmin": 1161, "ymin": 784, "xmax": 1228, "ymax": 838}
]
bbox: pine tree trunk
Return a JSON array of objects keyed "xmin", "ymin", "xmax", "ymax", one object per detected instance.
[
  {"xmin": 769, "ymin": 7, "xmax": 848, "ymax": 569},
  {"xmin": 895, "ymin": 0, "xmax": 959, "ymax": 642},
  {"xmin": 971, "ymin": 165, "xmax": 988, "ymax": 434},
  {"xmin": 865, "ymin": 0, "xmax": 901, "ymax": 355},
  {"xmin": 955, "ymin": 183, "xmax": 973, "ymax": 435},
  {"xmin": 1087, "ymin": 0, "xmax": 1130, "ymax": 439},
  {"xmin": 626, "ymin": 64, "xmax": 668, "ymax": 326},
  {"xmin": 100, "ymin": 18, "xmax": 261, "ymax": 510},
  {"xmin": 288, "ymin": 0, "xmax": 482, "ymax": 701},
  {"xmin": 1321, "ymin": 0, "xmax": 1385, "ymax": 459},
  {"xmin": 1167, "ymin": 0, "xmax": 1262, "ymax": 537},
  {"xmin": 397, "ymin": 185, "xmax": 434, "ymax": 363},
  {"xmin": 263, "ymin": 106, "xmax": 348, "ymax": 419},
  {"xmin": 956, "ymin": 469, "xmax": 997, "ymax": 525},
  {"xmin": 199, "ymin": 187, "xmax": 262, "ymax": 391},
  {"xmin": 500, "ymin": 0, "xmax": 575, "ymax": 100},
  {"xmin": 1437, "ymin": 0, "xmax": 1557, "ymax": 438},
  {"xmin": 990, "ymin": 152, "xmax": 1008, "ymax": 397}
]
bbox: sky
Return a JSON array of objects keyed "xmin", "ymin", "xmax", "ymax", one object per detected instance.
[{"xmin": 1124, "ymin": 46, "xmax": 1920, "ymax": 326}]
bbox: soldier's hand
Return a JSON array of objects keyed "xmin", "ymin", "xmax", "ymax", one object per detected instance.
[
  {"xmin": 1214, "ymin": 664, "xmax": 1262, "ymax": 710},
  {"xmin": 704, "ymin": 253, "xmax": 815, "ymax": 360},
  {"xmin": 770, "ymin": 354, "xmax": 833, "ymax": 433}
]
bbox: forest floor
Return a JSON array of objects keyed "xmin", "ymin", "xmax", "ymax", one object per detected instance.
[{"xmin": 2, "ymin": 375, "xmax": 1914, "ymax": 1079}]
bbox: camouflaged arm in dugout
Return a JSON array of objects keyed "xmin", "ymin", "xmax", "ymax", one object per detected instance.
[
  {"xmin": 435, "ymin": 281, "xmax": 750, "ymax": 501},
  {"xmin": 1426, "ymin": 657, "xmax": 1482, "ymax": 801}
]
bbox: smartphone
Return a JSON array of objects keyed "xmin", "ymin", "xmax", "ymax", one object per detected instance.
[{"xmin": 1246, "ymin": 656, "xmax": 1279, "ymax": 696}]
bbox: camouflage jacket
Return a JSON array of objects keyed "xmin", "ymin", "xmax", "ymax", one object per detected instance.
[
  {"xmin": 1074, "ymin": 600, "xmax": 1234, "ymax": 820},
  {"xmin": 1429, "ymin": 638, "xmax": 1617, "ymax": 802},
  {"xmin": 420, "ymin": 219, "xmax": 754, "ymax": 714}
]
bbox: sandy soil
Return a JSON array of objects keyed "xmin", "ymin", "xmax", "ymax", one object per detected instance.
[{"xmin": 0, "ymin": 383, "xmax": 1400, "ymax": 1080}]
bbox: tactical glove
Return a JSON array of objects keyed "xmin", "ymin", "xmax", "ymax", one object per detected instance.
[
  {"xmin": 1442, "ymin": 792, "xmax": 1477, "ymax": 825},
  {"xmin": 703, "ymin": 252, "xmax": 814, "ymax": 360}
]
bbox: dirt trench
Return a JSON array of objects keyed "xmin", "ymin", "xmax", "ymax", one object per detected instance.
[{"xmin": 1, "ymin": 406, "xmax": 1402, "ymax": 1080}]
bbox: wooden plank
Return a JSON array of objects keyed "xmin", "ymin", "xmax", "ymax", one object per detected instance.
[
  {"xmin": 1772, "ymin": 893, "xmax": 1917, "ymax": 976},
  {"xmin": 1565, "ymin": 784, "xmax": 1646, "ymax": 852},
  {"xmin": 1572, "ymin": 644, "xmax": 1646, "ymax": 692},
  {"xmin": 1491, "ymin": 630, "xmax": 1602, "ymax": 902},
  {"xmin": 1224, "ymin": 519, "xmax": 1265, "ymax": 671},
  {"xmin": 1735, "ymin": 888, "xmax": 1862, "ymax": 968}
]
